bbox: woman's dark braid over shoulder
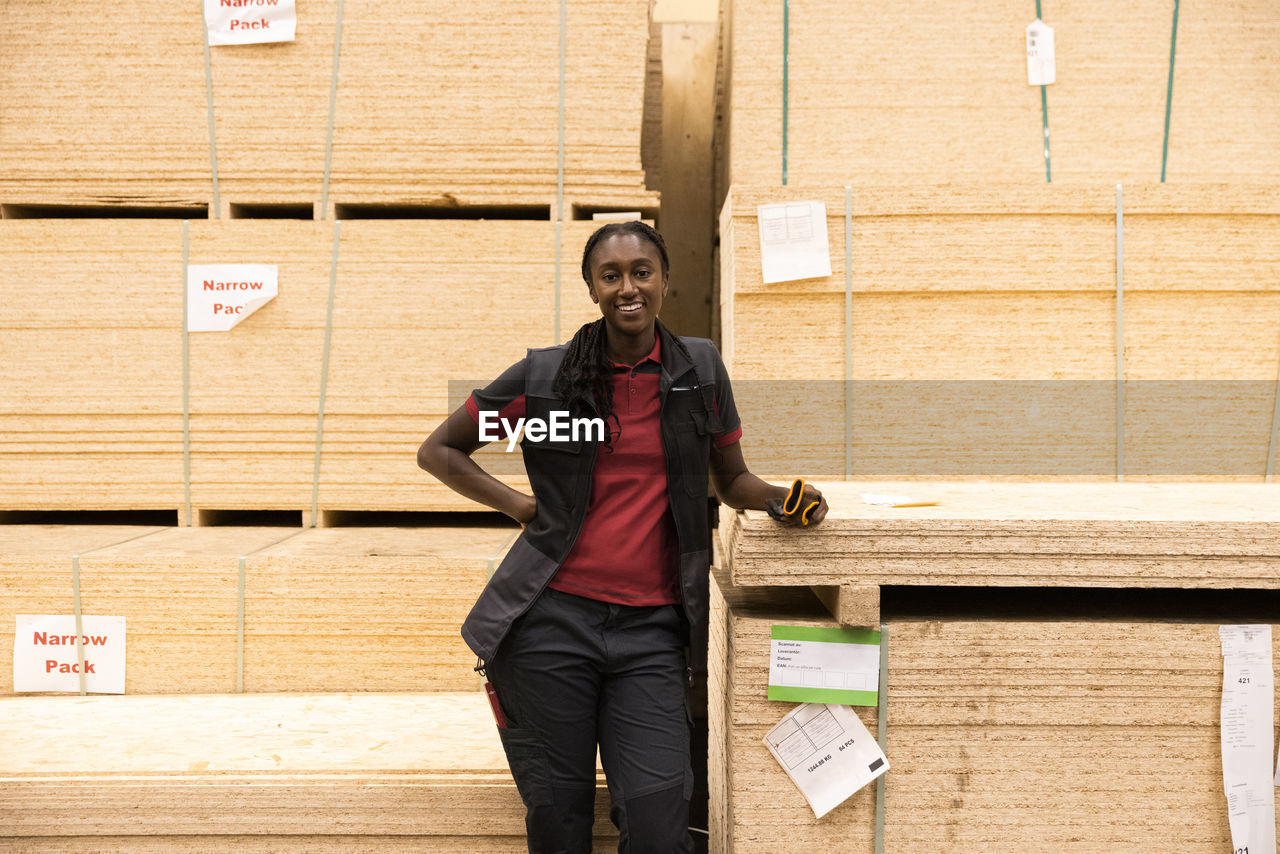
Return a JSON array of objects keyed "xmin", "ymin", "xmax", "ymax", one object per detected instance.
[{"xmin": 555, "ymin": 221, "xmax": 713, "ymax": 447}]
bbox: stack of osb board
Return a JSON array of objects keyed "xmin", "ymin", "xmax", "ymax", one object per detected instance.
[
  {"xmin": 0, "ymin": 218, "xmax": 607, "ymax": 513},
  {"xmin": 316, "ymin": 219, "xmax": 604, "ymax": 514},
  {"xmin": 718, "ymin": 481, "xmax": 1280, "ymax": 592},
  {"xmin": 717, "ymin": 0, "xmax": 1280, "ymax": 191},
  {"xmin": 3, "ymin": 524, "xmax": 517, "ymax": 695},
  {"xmin": 709, "ymin": 570, "xmax": 1278, "ymax": 852},
  {"xmin": 0, "ymin": 692, "xmax": 617, "ymax": 852},
  {"xmin": 719, "ymin": 184, "xmax": 1280, "ymax": 481},
  {"xmin": 0, "ymin": 0, "xmax": 657, "ymax": 211}
]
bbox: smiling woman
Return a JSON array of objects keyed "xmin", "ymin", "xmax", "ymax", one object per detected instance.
[{"xmin": 416, "ymin": 221, "xmax": 827, "ymax": 854}]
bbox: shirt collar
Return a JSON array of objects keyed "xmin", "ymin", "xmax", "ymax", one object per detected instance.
[{"xmin": 610, "ymin": 334, "xmax": 662, "ymax": 371}]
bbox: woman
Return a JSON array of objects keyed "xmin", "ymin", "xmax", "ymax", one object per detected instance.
[{"xmin": 418, "ymin": 221, "xmax": 825, "ymax": 853}]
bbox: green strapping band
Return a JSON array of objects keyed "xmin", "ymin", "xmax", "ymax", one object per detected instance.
[
  {"xmin": 72, "ymin": 555, "xmax": 87, "ymax": 696},
  {"xmin": 485, "ymin": 529, "xmax": 522, "ymax": 580},
  {"xmin": 1160, "ymin": 0, "xmax": 1179, "ymax": 182},
  {"xmin": 201, "ymin": 4, "xmax": 221, "ymax": 217},
  {"xmin": 1266, "ymin": 331, "xmax": 1280, "ymax": 483},
  {"xmin": 311, "ymin": 220, "xmax": 341, "ymax": 527},
  {"xmin": 182, "ymin": 221, "xmax": 192, "ymax": 526},
  {"xmin": 844, "ymin": 186, "xmax": 853, "ymax": 479},
  {"xmin": 1115, "ymin": 184, "xmax": 1125, "ymax": 481},
  {"xmin": 782, "ymin": 0, "xmax": 790, "ymax": 186},
  {"xmin": 554, "ymin": 0, "xmax": 566, "ymax": 343},
  {"xmin": 320, "ymin": 0, "xmax": 346, "ymax": 218},
  {"xmin": 1035, "ymin": 1, "xmax": 1051, "ymax": 182},
  {"xmin": 874, "ymin": 621, "xmax": 889, "ymax": 854}
]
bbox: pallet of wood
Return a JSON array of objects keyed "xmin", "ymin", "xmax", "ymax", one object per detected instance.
[
  {"xmin": 2, "ymin": 524, "xmax": 517, "ymax": 695},
  {"xmin": 717, "ymin": 0, "xmax": 1280, "ymax": 191},
  {"xmin": 0, "ymin": 218, "xmax": 605, "ymax": 513},
  {"xmin": 710, "ymin": 569, "xmax": 1278, "ymax": 852},
  {"xmin": 719, "ymin": 184, "xmax": 1280, "ymax": 480},
  {"xmin": 0, "ymin": 692, "xmax": 616, "ymax": 850},
  {"xmin": 0, "ymin": 0, "xmax": 657, "ymax": 211},
  {"xmin": 719, "ymin": 481, "xmax": 1280, "ymax": 592}
]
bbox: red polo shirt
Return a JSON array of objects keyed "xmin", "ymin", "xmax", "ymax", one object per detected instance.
[{"xmin": 467, "ymin": 336, "xmax": 742, "ymax": 606}]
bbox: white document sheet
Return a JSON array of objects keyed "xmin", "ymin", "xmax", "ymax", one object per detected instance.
[
  {"xmin": 1026, "ymin": 19, "xmax": 1056, "ymax": 86},
  {"xmin": 13, "ymin": 615, "xmax": 126, "ymax": 694},
  {"xmin": 763, "ymin": 702, "xmax": 888, "ymax": 818},
  {"xmin": 187, "ymin": 263, "xmax": 278, "ymax": 332},
  {"xmin": 757, "ymin": 201, "xmax": 832, "ymax": 284},
  {"xmin": 1219, "ymin": 624, "xmax": 1275, "ymax": 854}
]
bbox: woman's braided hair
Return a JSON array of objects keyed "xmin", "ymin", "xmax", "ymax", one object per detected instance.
[{"xmin": 553, "ymin": 221, "xmax": 708, "ymax": 451}]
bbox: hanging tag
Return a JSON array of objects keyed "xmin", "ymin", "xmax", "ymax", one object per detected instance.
[{"xmin": 1026, "ymin": 19, "xmax": 1056, "ymax": 86}]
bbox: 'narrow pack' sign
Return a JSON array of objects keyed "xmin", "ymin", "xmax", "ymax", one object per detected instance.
[
  {"xmin": 187, "ymin": 263, "xmax": 279, "ymax": 332},
  {"xmin": 205, "ymin": 0, "xmax": 297, "ymax": 46},
  {"xmin": 13, "ymin": 615, "xmax": 126, "ymax": 694}
]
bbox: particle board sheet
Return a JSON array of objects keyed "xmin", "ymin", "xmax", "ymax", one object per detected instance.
[
  {"xmin": 0, "ymin": 692, "xmax": 615, "ymax": 845},
  {"xmin": 720, "ymin": 185, "xmax": 1280, "ymax": 480},
  {"xmin": 243, "ymin": 526, "xmax": 518, "ymax": 692},
  {"xmin": 328, "ymin": 0, "xmax": 658, "ymax": 209},
  {"xmin": 2, "ymin": 525, "xmax": 517, "ymax": 695},
  {"xmin": 316, "ymin": 220, "xmax": 603, "ymax": 512},
  {"xmin": 0, "ymin": 526, "xmax": 168, "ymax": 693},
  {"xmin": 720, "ymin": 0, "xmax": 1280, "ymax": 188},
  {"xmin": 710, "ymin": 571, "xmax": 1280, "ymax": 852},
  {"xmin": 719, "ymin": 481, "xmax": 1280, "ymax": 589},
  {"xmin": 0, "ymin": 1, "xmax": 656, "ymax": 211}
]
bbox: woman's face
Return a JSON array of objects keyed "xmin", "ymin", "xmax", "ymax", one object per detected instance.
[{"xmin": 586, "ymin": 233, "xmax": 668, "ymax": 341}]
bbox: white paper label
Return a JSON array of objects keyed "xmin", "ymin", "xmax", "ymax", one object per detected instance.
[
  {"xmin": 1219, "ymin": 624, "xmax": 1276, "ymax": 854},
  {"xmin": 1026, "ymin": 20, "xmax": 1056, "ymax": 86},
  {"xmin": 757, "ymin": 201, "xmax": 833, "ymax": 284},
  {"xmin": 763, "ymin": 702, "xmax": 888, "ymax": 818},
  {"xmin": 204, "ymin": 0, "xmax": 296, "ymax": 45},
  {"xmin": 187, "ymin": 263, "xmax": 278, "ymax": 332},
  {"xmin": 13, "ymin": 615, "xmax": 126, "ymax": 694}
]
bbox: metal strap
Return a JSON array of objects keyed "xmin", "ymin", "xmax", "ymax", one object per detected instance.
[
  {"xmin": 782, "ymin": 0, "xmax": 790, "ymax": 185},
  {"xmin": 321, "ymin": 0, "xmax": 346, "ymax": 218},
  {"xmin": 182, "ymin": 221, "xmax": 192, "ymax": 525},
  {"xmin": 1266, "ymin": 331, "xmax": 1280, "ymax": 483},
  {"xmin": 72, "ymin": 555, "xmax": 87, "ymax": 696},
  {"xmin": 1160, "ymin": 0, "xmax": 1180, "ymax": 182},
  {"xmin": 874, "ymin": 621, "xmax": 889, "ymax": 854},
  {"xmin": 554, "ymin": 0, "xmax": 566, "ymax": 343},
  {"xmin": 201, "ymin": 4, "xmax": 221, "ymax": 217},
  {"xmin": 1035, "ymin": 0, "xmax": 1051, "ymax": 182},
  {"xmin": 1115, "ymin": 184, "xmax": 1125, "ymax": 481},
  {"xmin": 844, "ymin": 186, "xmax": 853, "ymax": 480},
  {"xmin": 311, "ymin": 220, "xmax": 341, "ymax": 526}
]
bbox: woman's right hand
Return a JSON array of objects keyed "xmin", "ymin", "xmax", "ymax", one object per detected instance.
[{"xmin": 512, "ymin": 494, "xmax": 538, "ymax": 526}]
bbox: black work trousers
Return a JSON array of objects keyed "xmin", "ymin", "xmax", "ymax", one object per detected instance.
[{"xmin": 487, "ymin": 587, "xmax": 694, "ymax": 854}]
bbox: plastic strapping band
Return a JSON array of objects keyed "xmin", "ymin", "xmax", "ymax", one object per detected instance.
[
  {"xmin": 554, "ymin": 0, "xmax": 566, "ymax": 344},
  {"xmin": 1266, "ymin": 331, "xmax": 1280, "ymax": 483},
  {"xmin": 201, "ymin": 5, "xmax": 221, "ymax": 218},
  {"xmin": 1115, "ymin": 184, "xmax": 1125, "ymax": 481},
  {"xmin": 236, "ymin": 530, "xmax": 308, "ymax": 693},
  {"xmin": 1160, "ymin": 0, "xmax": 1179, "ymax": 182},
  {"xmin": 1035, "ymin": 0, "xmax": 1051, "ymax": 183},
  {"xmin": 182, "ymin": 220, "xmax": 192, "ymax": 526},
  {"xmin": 311, "ymin": 220, "xmax": 340, "ymax": 527},
  {"xmin": 72, "ymin": 555, "xmax": 87, "ymax": 696},
  {"xmin": 844, "ymin": 186, "xmax": 853, "ymax": 480},
  {"xmin": 874, "ymin": 621, "xmax": 889, "ymax": 854},
  {"xmin": 320, "ymin": 0, "xmax": 345, "ymax": 218},
  {"xmin": 485, "ymin": 529, "xmax": 522, "ymax": 581},
  {"xmin": 782, "ymin": 0, "xmax": 790, "ymax": 186}
]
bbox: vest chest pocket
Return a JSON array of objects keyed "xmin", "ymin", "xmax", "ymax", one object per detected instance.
[
  {"xmin": 673, "ymin": 411, "xmax": 711, "ymax": 499},
  {"xmin": 521, "ymin": 396, "xmax": 591, "ymax": 509}
]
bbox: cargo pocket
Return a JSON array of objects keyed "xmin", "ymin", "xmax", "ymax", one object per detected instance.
[{"xmin": 496, "ymin": 726, "xmax": 555, "ymax": 808}]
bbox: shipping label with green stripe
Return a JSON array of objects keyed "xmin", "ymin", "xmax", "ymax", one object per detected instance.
[{"xmin": 768, "ymin": 624, "xmax": 881, "ymax": 706}]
